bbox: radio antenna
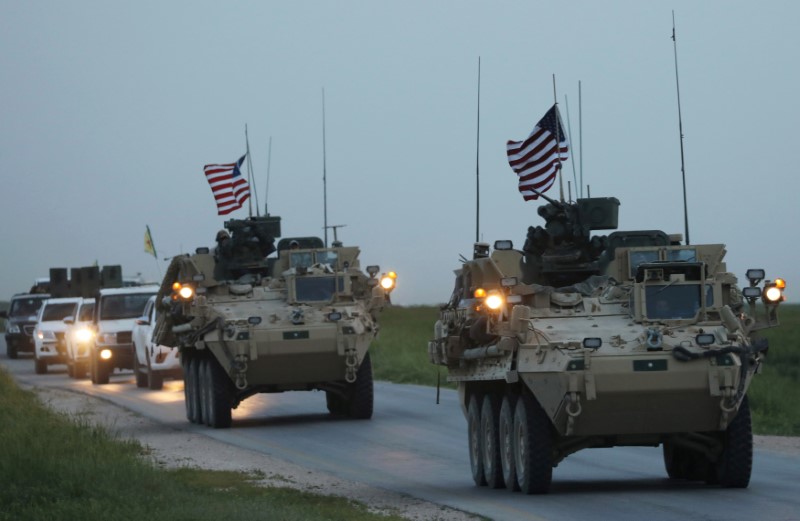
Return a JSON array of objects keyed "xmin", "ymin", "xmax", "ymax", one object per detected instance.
[
  {"xmin": 265, "ymin": 136, "xmax": 272, "ymax": 215},
  {"xmin": 475, "ymin": 57, "xmax": 481, "ymax": 243},
  {"xmin": 322, "ymin": 88, "xmax": 329, "ymax": 247},
  {"xmin": 672, "ymin": 11, "xmax": 691, "ymax": 245}
]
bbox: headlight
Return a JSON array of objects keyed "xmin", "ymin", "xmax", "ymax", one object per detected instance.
[
  {"xmin": 764, "ymin": 286, "xmax": 783, "ymax": 303},
  {"xmin": 75, "ymin": 328, "xmax": 93, "ymax": 342},
  {"xmin": 485, "ymin": 293, "xmax": 504, "ymax": 310},
  {"xmin": 179, "ymin": 285, "xmax": 194, "ymax": 299},
  {"xmin": 99, "ymin": 349, "xmax": 113, "ymax": 360},
  {"xmin": 8, "ymin": 325, "xmax": 20, "ymax": 334},
  {"xmin": 380, "ymin": 275, "xmax": 395, "ymax": 290},
  {"xmin": 36, "ymin": 330, "xmax": 43, "ymax": 340},
  {"xmin": 37, "ymin": 330, "xmax": 55, "ymax": 341}
]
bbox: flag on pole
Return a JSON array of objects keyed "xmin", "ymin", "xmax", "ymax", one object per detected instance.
[
  {"xmin": 506, "ymin": 104, "xmax": 570, "ymax": 201},
  {"xmin": 144, "ymin": 225, "xmax": 157, "ymax": 258},
  {"xmin": 204, "ymin": 154, "xmax": 251, "ymax": 215}
]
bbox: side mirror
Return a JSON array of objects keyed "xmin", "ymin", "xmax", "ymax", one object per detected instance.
[
  {"xmin": 135, "ymin": 316, "xmax": 150, "ymax": 326},
  {"xmin": 63, "ymin": 316, "xmax": 75, "ymax": 325}
]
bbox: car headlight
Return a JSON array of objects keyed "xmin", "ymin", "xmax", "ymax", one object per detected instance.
[
  {"xmin": 8, "ymin": 325, "xmax": 20, "ymax": 334},
  {"xmin": 75, "ymin": 328, "xmax": 94, "ymax": 343},
  {"xmin": 37, "ymin": 330, "xmax": 55, "ymax": 341},
  {"xmin": 485, "ymin": 293, "xmax": 504, "ymax": 311},
  {"xmin": 764, "ymin": 286, "xmax": 783, "ymax": 303},
  {"xmin": 97, "ymin": 332, "xmax": 117, "ymax": 345},
  {"xmin": 380, "ymin": 272, "xmax": 397, "ymax": 291}
]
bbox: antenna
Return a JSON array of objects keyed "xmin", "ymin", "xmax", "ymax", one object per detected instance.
[
  {"xmin": 672, "ymin": 11, "xmax": 691, "ymax": 245},
  {"xmin": 564, "ymin": 93, "xmax": 578, "ymax": 201},
  {"xmin": 245, "ymin": 124, "xmax": 259, "ymax": 217},
  {"xmin": 475, "ymin": 57, "xmax": 481, "ymax": 243},
  {"xmin": 322, "ymin": 88, "xmax": 328, "ymax": 248},
  {"xmin": 324, "ymin": 224, "xmax": 347, "ymax": 243},
  {"xmin": 265, "ymin": 136, "xmax": 272, "ymax": 215},
  {"xmin": 579, "ymin": 80, "xmax": 583, "ymax": 198}
]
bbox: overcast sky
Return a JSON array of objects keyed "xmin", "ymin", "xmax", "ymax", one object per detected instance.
[{"xmin": 2, "ymin": 1, "xmax": 797, "ymax": 305}]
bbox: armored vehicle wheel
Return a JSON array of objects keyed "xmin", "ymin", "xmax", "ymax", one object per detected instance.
[
  {"xmin": 346, "ymin": 353, "xmax": 373, "ymax": 420},
  {"xmin": 182, "ymin": 354, "xmax": 193, "ymax": 422},
  {"xmin": 73, "ymin": 361, "xmax": 86, "ymax": 379},
  {"xmin": 146, "ymin": 350, "xmax": 163, "ymax": 391},
  {"xmin": 467, "ymin": 393, "xmax": 487, "ymax": 487},
  {"xmin": 499, "ymin": 394, "xmax": 520, "ymax": 491},
  {"xmin": 201, "ymin": 355, "xmax": 233, "ymax": 429},
  {"xmin": 133, "ymin": 350, "xmax": 148, "ymax": 388},
  {"xmin": 716, "ymin": 396, "xmax": 753, "ymax": 488},
  {"xmin": 186, "ymin": 354, "xmax": 202, "ymax": 424},
  {"xmin": 7, "ymin": 342, "xmax": 18, "ymax": 359},
  {"xmin": 481, "ymin": 394, "xmax": 505, "ymax": 489},
  {"xmin": 34, "ymin": 357, "xmax": 47, "ymax": 375},
  {"xmin": 326, "ymin": 391, "xmax": 345, "ymax": 416},
  {"xmin": 663, "ymin": 441, "xmax": 687, "ymax": 479},
  {"xmin": 513, "ymin": 392, "xmax": 553, "ymax": 494}
]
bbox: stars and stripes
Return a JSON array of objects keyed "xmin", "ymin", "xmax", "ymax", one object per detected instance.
[
  {"xmin": 204, "ymin": 154, "xmax": 250, "ymax": 215},
  {"xmin": 506, "ymin": 104, "xmax": 569, "ymax": 201}
]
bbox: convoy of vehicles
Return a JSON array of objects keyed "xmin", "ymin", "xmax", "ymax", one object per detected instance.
[
  {"xmin": 132, "ymin": 295, "xmax": 182, "ymax": 390},
  {"xmin": 428, "ymin": 196, "xmax": 785, "ymax": 493},
  {"xmin": 33, "ymin": 297, "xmax": 81, "ymax": 374}
]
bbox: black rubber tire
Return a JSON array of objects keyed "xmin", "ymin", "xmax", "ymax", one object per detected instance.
[
  {"xmin": 467, "ymin": 393, "xmax": 487, "ymax": 487},
  {"xmin": 663, "ymin": 441, "xmax": 687, "ymax": 479},
  {"xmin": 146, "ymin": 349, "xmax": 163, "ymax": 391},
  {"xmin": 481, "ymin": 393, "xmax": 505, "ymax": 489},
  {"xmin": 182, "ymin": 352, "xmax": 193, "ymax": 422},
  {"xmin": 94, "ymin": 357, "xmax": 110, "ymax": 385},
  {"xmin": 513, "ymin": 391, "xmax": 553, "ymax": 494},
  {"xmin": 326, "ymin": 391, "xmax": 345, "ymax": 416},
  {"xmin": 90, "ymin": 352, "xmax": 97, "ymax": 384},
  {"xmin": 199, "ymin": 357, "xmax": 212, "ymax": 426},
  {"xmin": 204, "ymin": 355, "xmax": 232, "ymax": 429},
  {"xmin": 66, "ymin": 362, "xmax": 74, "ymax": 378},
  {"xmin": 7, "ymin": 341, "xmax": 18, "ymax": 359},
  {"xmin": 34, "ymin": 356, "xmax": 47, "ymax": 375},
  {"xmin": 73, "ymin": 361, "xmax": 86, "ymax": 379},
  {"xmin": 499, "ymin": 393, "xmax": 520, "ymax": 491},
  {"xmin": 133, "ymin": 347, "xmax": 147, "ymax": 388},
  {"xmin": 186, "ymin": 354, "xmax": 201, "ymax": 424},
  {"xmin": 346, "ymin": 353, "xmax": 373, "ymax": 419},
  {"xmin": 716, "ymin": 395, "xmax": 753, "ymax": 488}
]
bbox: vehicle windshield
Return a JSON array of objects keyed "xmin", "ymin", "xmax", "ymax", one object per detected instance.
[
  {"xmin": 630, "ymin": 251, "xmax": 659, "ymax": 278},
  {"xmin": 645, "ymin": 284, "xmax": 709, "ymax": 320},
  {"xmin": 78, "ymin": 303, "xmax": 95, "ymax": 322},
  {"xmin": 295, "ymin": 276, "xmax": 344, "ymax": 302},
  {"xmin": 100, "ymin": 293, "xmax": 154, "ymax": 320},
  {"xmin": 9, "ymin": 297, "xmax": 48, "ymax": 317},
  {"xmin": 316, "ymin": 250, "xmax": 338, "ymax": 266},
  {"xmin": 41, "ymin": 302, "xmax": 78, "ymax": 322}
]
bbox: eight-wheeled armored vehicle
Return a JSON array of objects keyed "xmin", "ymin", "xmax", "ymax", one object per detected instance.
[
  {"xmin": 154, "ymin": 215, "xmax": 396, "ymax": 428},
  {"xmin": 429, "ymin": 196, "xmax": 785, "ymax": 493}
]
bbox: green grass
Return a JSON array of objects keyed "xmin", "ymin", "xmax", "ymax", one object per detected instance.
[
  {"xmin": 371, "ymin": 304, "xmax": 800, "ymax": 436},
  {"xmin": 0, "ymin": 369, "xmax": 406, "ymax": 521}
]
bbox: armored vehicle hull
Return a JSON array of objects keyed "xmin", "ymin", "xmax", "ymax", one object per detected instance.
[
  {"xmin": 429, "ymin": 197, "xmax": 783, "ymax": 493},
  {"xmin": 156, "ymin": 216, "xmax": 395, "ymax": 428}
]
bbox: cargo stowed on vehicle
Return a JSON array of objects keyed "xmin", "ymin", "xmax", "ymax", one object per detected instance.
[
  {"xmin": 154, "ymin": 215, "xmax": 396, "ymax": 428},
  {"xmin": 429, "ymin": 197, "xmax": 785, "ymax": 494}
]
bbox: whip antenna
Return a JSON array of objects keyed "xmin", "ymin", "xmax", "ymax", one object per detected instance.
[
  {"xmin": 672, "ymin": 11, "xmax": 691, "ymax": 245},
  {"xmin": 475, "ymin": 57, "xmax": 481, "ymax": 242}
]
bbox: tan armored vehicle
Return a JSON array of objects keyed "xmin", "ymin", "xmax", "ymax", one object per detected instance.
[
  {"xmin": 155, "ymin": 215, "xmax": 396, "ymax": 428},
  {"xmin": 429, "ymin": 197, "xmax": 784, "ymax": 494}
]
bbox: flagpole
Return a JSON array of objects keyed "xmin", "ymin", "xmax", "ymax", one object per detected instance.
[
  {"xmin": 475, "ymin": 56, "xmax": 481, "ymax": 243},
  {"xmin": 552, "ymin": 75, "xmax": 564, "ymax": 202},
  {"xmin": 322, "ymin": 88, "xmax": 328, "ymax": 248},
  {"xmin": 672, "ymin": 11, "xmax": 690, "ymax": 245},
  {"xmin": 245, "ymin": 124, "xmax": 258, "ymax": 217},
  {"xmin": 265, "ymin": 136, "xmax": 272, "ymax": 215}
]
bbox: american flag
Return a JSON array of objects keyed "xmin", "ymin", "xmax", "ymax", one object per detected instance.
[
  {"xmin": 204, "ymin": 154, "xmax": 251, "ymax": 215},
  {"xmin": 506, "ymin": 104, "xmax": 570, "ymax": 201}
]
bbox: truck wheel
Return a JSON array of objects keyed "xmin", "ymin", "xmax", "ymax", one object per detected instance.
[
  {"xmin": 67, "ymin": 362, "xmax": 75, "ymax": 378},
  {"xmin": 133, "ymin": 349, "xmax": 148, "ymax": 388},
  {"xmin": 347, "ymin": 353, "xmax": 373, "ymax": 420},
  {"xmin": 513, "ymin": 392, "xmax": 553, "ymax": 494},
  {"xmin": 7, "ymin": 341, "xmax": 18, "ymax": 359},
  {"xmin": 467, "ymin": 393, "xmax": 487, "ymax": 487},
  {"xmin": 204, "ymin": 355, "xmax": 232, "ymax": 429},
  {"xmin": 74, "ymin": 361, "xmax": 86, "ymax": 379},
  {"xmin": 146, "ymin": 350, "xmax": 163, "ymax": 390},
  {"xmin": 95, "ymin": 358, "xmax": 110, "ymax": 385},
  {"xmin": 716, "ymin": 395, "xmax": 753, "ymax": 488},
  {"xmin": 34, "ymin": 357, "xmax": 47, "ymax": 375},
  {"xmin": 499, "ymin": 393, "xmax": 520, "ymax": 491},
  {"xmin": 663, "ymin": 441, "xmax": 687, "ymax": 479},
  {"xmin": 481, "ymin": 394, "xmax": 505, "ymax": 489},
  {"xmin": 326, "ymin": 391, "xmax": 345, "ymax": 416},
  {"xmin": 186, "ymin": 355, "xmax": 202, "ymax": 424}
]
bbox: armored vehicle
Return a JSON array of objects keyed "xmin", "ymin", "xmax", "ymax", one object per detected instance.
[
  {"xmin": 154, "ymin": 215, "xmax": 396, "ymax": 428},
  {"xmin": 429, "ymin": 196, "xmax": 784, "ymax": 494}
]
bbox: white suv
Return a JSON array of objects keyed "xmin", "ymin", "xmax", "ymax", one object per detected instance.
[
  {"xmin": 34, "ymin": 297, "xmax": 81, "ymax": 374},
  {"xmin": 132, "ymin": 295, "xmax": 182, "ymax": 390},
  {"xmin": 63, "ymin": 297, "xmax": 96, "ymax": 379},
  {"xmin": 90, "ymin": 285, "xmax": 159, "ymax": 385}
]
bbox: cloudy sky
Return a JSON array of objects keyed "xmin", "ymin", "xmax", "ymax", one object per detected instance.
[{"xmin": 1, "ymin": 1, "xmax": 797, "ymax": 305}]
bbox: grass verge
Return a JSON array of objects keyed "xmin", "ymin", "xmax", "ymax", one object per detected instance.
[{"xmin": 0, "ymin": 369, "xmax": 405, "ymax": 521}]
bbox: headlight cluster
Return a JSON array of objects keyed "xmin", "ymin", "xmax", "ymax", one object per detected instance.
[
  {"xmin": 745, "ymin": 269, "xmax": 786, "ymax": 304},
  {"xmin": 8, "ymin": 324, "xmax": 20, "ymax": 334},
  {"xmin": 172, "ymin": 281, "xmax": 195, "ymax": 300},
  {"xmin": 74, "ymin": 327, "xmax": 94, "ymax": 343},
  {"xmin": 36, "ymin": 330, "xmax": 56, "ymax": 341},
  {"xmin": 473, "ymin": 288, "xmax": 505, "ymax": 313},
  {"xmin": 380, "ymin": 271, "xmax": 398, "ymax": 291}
]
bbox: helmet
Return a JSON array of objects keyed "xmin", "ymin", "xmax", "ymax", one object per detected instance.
[{"xmin": 216, "ymin": 230, "xmax": 230, "ymax": 241}]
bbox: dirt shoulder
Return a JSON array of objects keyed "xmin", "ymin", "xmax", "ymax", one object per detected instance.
[{"xmin": 29, "ymin": 384, "xmax": 481, "ymax": 521}]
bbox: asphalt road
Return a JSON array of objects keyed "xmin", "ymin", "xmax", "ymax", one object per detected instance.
[{"xmin": 3, "ymin": 340, "xmax": 799, "ymax": 521}]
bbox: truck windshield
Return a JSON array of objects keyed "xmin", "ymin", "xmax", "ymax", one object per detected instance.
[
  {"xmin": 9, "ymin": 297, "xmax": 48, "ymax": 317},
  {"xmin": 100, "ymin": 293, "xmax": 154, "ymax": 320},
  {"xmin": 41, "ymin": 303, "xmax": 77, "ymax": 322},
  {"xmin": 645, "ymin": 285, "xmax": 706, "ymax": 320},
  {"xmin": 295, "ymin": 276, "xmax": 344, "ymax": 302},
  {"xmin": 78, "ymin": 303, "xmax": 95, "ymax": 322}
]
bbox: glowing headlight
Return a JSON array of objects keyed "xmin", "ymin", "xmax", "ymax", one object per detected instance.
[
  {"xmin": 380, "ymin": 276, "xmax": 395, "ymax": 290},
  {"xmin": 97, "ymin": 332, "xmax": 117, "ymax": 345},
  {"xmin": 8, "ymin": 325, "xmax": 20, "ymax": 334},
  {"xmin": 474, "ymin": 288, "xmax": 487, "ymax": 298},
  {"xmin": 99, "ymin": 349, "xmax": 112, "ymax": 360},
  {"xmin": 75, "ymin": 328, "xmax": 93, "ymax": 342},
  {"xmin": 485, "ymin": 293, "xmax": 504, "ymax": 310},
  {"xmin": 764, "ymin": 286, "xmax": 782, "ymax": 303},
  {"xmin": 37, "ymin": 330, "xmax": 55, "ymax": 341},
  {"xmin": 36, "ymin": 330, "xmax": 43, "ymax": 340},
  {"xmin": 179, "ymin": 285, "xmax": 194, "ymax": 299}
]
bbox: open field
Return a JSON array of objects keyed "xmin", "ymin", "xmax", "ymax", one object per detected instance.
[{"xmin": 372, "ymin": 304, "xmax": 800, "ymax": 436}]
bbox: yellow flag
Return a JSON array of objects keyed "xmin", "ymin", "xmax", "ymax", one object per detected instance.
[{"xmin": 144, "ymin": 225, "xmax": 157, "ymax": 258}]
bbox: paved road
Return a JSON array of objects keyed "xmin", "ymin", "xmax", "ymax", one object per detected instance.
[{"xmin": 2, "ymin": 341, "xmax": 799, "ymax": 521}]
